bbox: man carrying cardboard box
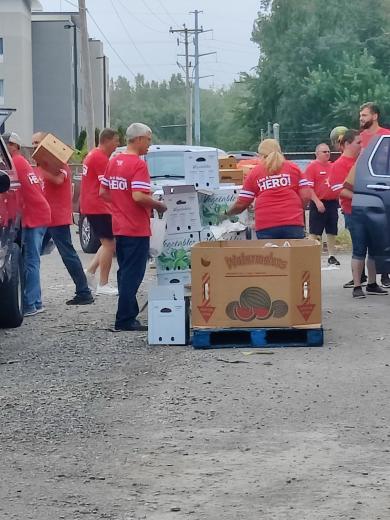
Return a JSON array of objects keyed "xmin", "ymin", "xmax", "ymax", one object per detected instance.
[{"xmin": 32, "ymin": 132, "xmax": 94, "ymax": 306}]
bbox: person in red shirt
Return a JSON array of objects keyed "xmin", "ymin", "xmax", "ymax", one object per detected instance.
[
  {"xmin": 4, "ymin": 132, "xmax": 51, "ymax": 316},
  {"xmin": 100, "ymin": 123, "xmax": 167, "ymax": 331},
  {"xmin": 32, "ymin": 131, "xmax": 93, "ymax": 306},
  {"xmin": 359, "ymin": 102, "xmax": 390, "ymax": 149},
  {"xmin": 226, "ymin": 139, "xmax": 311, "ymax": 239},
  {"xmin": 305, "ymin": 142, "xmax": 340, "ymax": 265},
  {"xmin": 328, "ymin": 129, "xmax": 366, "ymax": 288},
  {"xmin": 81, "ymin": 129, "xmax": 119, "ymax": 296}
]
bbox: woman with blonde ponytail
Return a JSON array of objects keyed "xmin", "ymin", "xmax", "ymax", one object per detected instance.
[{"xmin": 227, "ymin": 139, "xmax": 312, "ymax": 239}]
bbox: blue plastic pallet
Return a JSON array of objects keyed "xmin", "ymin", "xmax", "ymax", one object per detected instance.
[{"xmin": 192, "ymin": 326, "xmax": 324, "ymax": 349}]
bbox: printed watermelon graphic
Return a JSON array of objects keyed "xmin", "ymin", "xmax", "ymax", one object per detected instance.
[{"xmin": 225, "ymin": 287, "xmax": 288, "ymax": 322}]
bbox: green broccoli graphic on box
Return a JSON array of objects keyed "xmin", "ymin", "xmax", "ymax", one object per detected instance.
[
  {"xmin": 201, "ymin": 202, "xmax": 238, "ymax": 226},
  {"xmin": 157, "ymin": 248, "xmax": 191, "ymax": 271}
]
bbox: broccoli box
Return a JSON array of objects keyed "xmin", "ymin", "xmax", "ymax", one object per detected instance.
[
  {"xmin": 198, "ymin": 186, "xmax": 248, "ymax": 227},
  {"xmin": 157, "ymin": 232, "xmax": 200, "ymax": 275}
]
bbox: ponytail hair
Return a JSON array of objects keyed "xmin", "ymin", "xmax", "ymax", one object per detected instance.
[{"xmin": 258, "ymin": 138, "xmax": 285, "ymax": 173}]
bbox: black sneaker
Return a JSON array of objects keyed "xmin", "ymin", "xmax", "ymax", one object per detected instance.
[
  {"xmin": 366, "ymin": 283, "xmax": 388, "ymax": 296},
  {"xmin": 381, "ymin": 274, "xmax": 390, "ymax": 287},
  {"xmin": 344, "ymin": 275, "xmax": 367, "ymax": 289},
  {"xmin": 114, "ymin": 319, "xmax": 148, "ymax": 332},
  {"xmin": 353, "ymin": 286, "xmax": 366, "ymax": 299},
  {"xmin": 66, "ymin": 294, "xmax": 94, "ymax": 305},
  {"xmin": 328, "ymin": 255, "xmax": 340, "ymax": 266}
]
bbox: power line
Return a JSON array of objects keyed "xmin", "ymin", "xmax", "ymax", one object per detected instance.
[
  {"xmin": 116, "ymin": 0, "xmax": 168, "ymax": 34},
  {"xmin": 154, "ymin": 0, "xmax": 179, "ymax": 26},
  {"xmin": 140, "ymin": 0, "xmax": 168, "ymax": 26},
  {"xmin": 110, "ymin": 0, "xmax": 158, "ymax": 77},
  {"xmin": 86, "ymin": 9, "xmax": 137, "ymax": 78}
]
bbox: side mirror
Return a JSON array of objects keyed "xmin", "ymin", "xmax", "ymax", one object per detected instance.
[{"xmin": 0, "ymin": 170, "xmax": 11, "ymax": 194}]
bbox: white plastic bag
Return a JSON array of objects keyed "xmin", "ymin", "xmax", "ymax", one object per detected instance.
[{"xmin": 149, "ymin": 212, "xmax": 167, "ymax": 257}]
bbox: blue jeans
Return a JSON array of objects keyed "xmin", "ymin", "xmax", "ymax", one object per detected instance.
[
  {"xmin": 348, "ymin": 210, "xmax": 374, "ymax": 260},
  {"xmin": 115, "ymin": 236, "xmax": 149, "ymax": 329},
  {"xmin": 23, "ymin": 227, "xmax": 46, "ymax": 313},
  {"xmin": 49, "ymin": 225, "xmax": 91, "ymax": 297},
  {"xmin": 256, "ymin": 225, "xmax": 305, "ymax": 240}
]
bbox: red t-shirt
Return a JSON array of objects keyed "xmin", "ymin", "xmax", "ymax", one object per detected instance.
[
  {"xmin": 328, "ymin": 155, "xmax": 356, "ymax": 214},
  {"xmin": 360, "ymin": 127, "xmax": 390, "ymax": 149},
  {"xmin": 239, "ymin": 160, "xmax": 309, "ymax": 231},
  {"xmin": 80, "ymin": 148, "xmax": 110, "ymax": 215},
  {"xmin": 305, "ymin": 160, "xmax": 335, "ymax": 200},
  {"xmin": 12, "ymin": 154, "xmax": 51, "ymax": 229},
  {"xmin": 38, "ymin": 165, "xmax": 73, "ymax": 226},
  {"xmin": 101, "ymin": 153, "xmax": 151, "ymax": 237}
]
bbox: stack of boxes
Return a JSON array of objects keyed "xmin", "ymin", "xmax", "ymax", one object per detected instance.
[
  {"xmin": 155, "ymin": 150, "xmax": 249, "ymax": 289},
  {"xmin": 149, "ymin": 149, "xmax": 250, "ymax": 344}
]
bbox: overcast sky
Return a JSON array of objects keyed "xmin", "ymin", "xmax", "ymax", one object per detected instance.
[{"xmin": 39, "ymin": 0, "xmax": 261, "ymax": 88}]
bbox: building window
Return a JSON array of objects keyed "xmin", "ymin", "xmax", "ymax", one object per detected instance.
[
  {"xmin": 0, "ymin": 80, "xmax": 4, "ymax": 105},
  {"xmin": 0, "ymin": 38, "xmax": 3, "ymax": 63}
]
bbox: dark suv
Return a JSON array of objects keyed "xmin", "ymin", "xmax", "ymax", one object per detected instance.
[
  {"xmin": 354, "ymin": 134, "xmax": 390, "ymax": 273},
  {"xmin": 0, "ymin": 109, "xmax": 24, "ymax": 328}
]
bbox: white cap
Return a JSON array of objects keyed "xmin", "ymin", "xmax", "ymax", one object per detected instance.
[{"xmin": 3, "ymin": 132, "xmax": 22, "ymax": 147}]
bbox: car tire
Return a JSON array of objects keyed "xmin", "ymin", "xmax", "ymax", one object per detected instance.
[
  {"xmin": 0, "ymin": 242, "xmax": 24, "ymax": 328},
  {"xmin": 78, "ymin": 215, "xmax": 100, "ymax": 254}
]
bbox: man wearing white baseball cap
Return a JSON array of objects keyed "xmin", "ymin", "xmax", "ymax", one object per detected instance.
[{"xmin": 3, "ymin": 132, "xmax": 51, "ymax": 316}]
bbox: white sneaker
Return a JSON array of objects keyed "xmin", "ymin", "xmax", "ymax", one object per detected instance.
[
  {"xmin": 84, "ymin": 269, "xmax": 96, "ymax": 291},
  {"xmin": 96, "ymin": 284, "xmax": 118, "ymax": 296}
]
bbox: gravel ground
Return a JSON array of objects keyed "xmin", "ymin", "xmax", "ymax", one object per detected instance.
[{"xmin": 1, "ymin": 235, "xmax": 390, "ymax": 520}]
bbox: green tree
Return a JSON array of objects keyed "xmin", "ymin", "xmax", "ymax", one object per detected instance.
[{"xmin": 242, "ymin": 0, "xmax": 390, "ymax": 150}]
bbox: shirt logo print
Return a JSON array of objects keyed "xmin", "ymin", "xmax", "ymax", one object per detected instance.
[
  {"xmin": 27, "ymin": 172, "xmax": 41, "ymax": 185},
  {"xmin": 257, "ymin": 173, "xmax": 291, "ymax": 192}
]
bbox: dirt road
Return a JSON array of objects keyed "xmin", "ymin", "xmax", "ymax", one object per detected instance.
[{"xmin": 1, "ymin": 240, "xmax": 390, "ymax": 520}]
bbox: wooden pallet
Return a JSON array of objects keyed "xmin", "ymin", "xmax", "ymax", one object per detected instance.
[{"xmin": 192, "ymin": 326, "xmax": 324, "ymax": 349}]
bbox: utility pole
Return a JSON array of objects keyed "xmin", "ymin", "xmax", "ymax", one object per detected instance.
[
  {"xmin": 64, "ymin": 22, "xmax": 79, "ymax": 144},
  {"xmin": 184, "ymin": 28, "xmax": 192, "ymax": 145},
  {"xmin": 170, "ymin": 26, "xmax": 192, "ymax": 144},
  {"xmin": 78, "ymin": 0, "xmax": 95, "ymax": 150},
  {"xmin": 170, "ymin": 18, "xmax": 214, "ymax": 146},
  {"xmin": 189, "ymin": 11, "xmax": 214, "ymax": 146},
  {"xmin": 193, "ymin": 10, "xmax": 201, "ymax": 146}
]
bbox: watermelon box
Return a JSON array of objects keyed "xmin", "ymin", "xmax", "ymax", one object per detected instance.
[{"xmin": 191, "ymin": 239, "xmax": 322, "ymax": 329}]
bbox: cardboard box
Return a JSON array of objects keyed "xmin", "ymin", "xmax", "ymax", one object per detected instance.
[
  {"xmin": 242, "ymin": 164, "xmax": 257, "ymax": 181},
  {"xmin": 148, "ymin": 285, "xmax": 190, "ymax": 345},
  {"xmin": 219, "ymin": 168, "xmax": 243, "ymax": 185},
  {"xmin": 184, "ymin": 150, "xmax": 219, "ymax": 189},
  {"xmin": 156, "ymin": 231, "xmax": 200, "ymax": 274},
  {"xmin": 157, "ymin": 271, "xmax": 191, "ymax": 287},
  {"xmin": 198, "ymin": 186, "xmax": 247, "ymax": 227},
  {"xmin": 191, "ymin": 240, "xmax": 321, "ymax": 329},
  {"xmin": 218, "ymin": 156, "xmax": 237, "ymax": 169},
  {"xmin": 32, "ymin": 133, "xmax": 73, "ymax": 174},
  {"xmin": 200, "ymin": 227, "xmax": 247, "ymax": 241},
  {"xmin": 163, "ymin": 185, "xmax": 202, "ymax": 234}
]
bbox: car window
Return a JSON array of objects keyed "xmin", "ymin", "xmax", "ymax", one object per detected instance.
[
  {"xmin": 370, "ymin": 136, "xmax": 390, "ymax": 176},
  {"xmin": 0, "ymin": 140, "xmax": 10, "ymax": 170},
  {"xmin": 146, "ymin": 152, "xmax": 185, "ymax": 178}
]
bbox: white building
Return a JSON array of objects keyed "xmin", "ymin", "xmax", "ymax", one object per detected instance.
[{"xmin": 0, "ymin": 0, "xmax": 109, "ymax": 146}]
